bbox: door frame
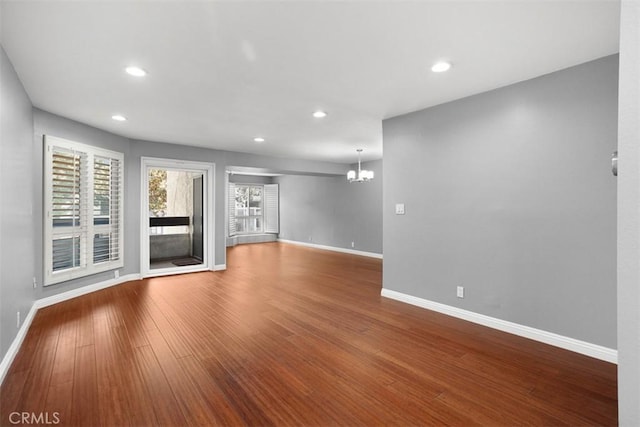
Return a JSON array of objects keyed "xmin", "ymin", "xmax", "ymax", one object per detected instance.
[{"xmin": 140, "ymin": 157, "xmax": 215, "ymax": 278}]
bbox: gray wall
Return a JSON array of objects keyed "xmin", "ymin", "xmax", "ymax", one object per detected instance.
[
  {"xmin": 275, "ymin": 159, "xmax": 383, "ymax": 254},
  {"xmin": 29, "ymin": 110, "xmax": 355, "ymax": 300},
  {"xmin": 33, "ymin": 109, "xmax": 133, "ymax": 299},
  {"xmin": 383, "ymin": 55, "xmax": 618, "ymax": 348},
  {"xmin": 129, "ymin": 139, "xmax": 348, "ymax": 268},
  {"xmin": 617, "ymin": 2, "xmax": 640, "ymax": 423},
  {"xmin": 0, "ymin": 46, "xmax": 36, "ymax": 359}
]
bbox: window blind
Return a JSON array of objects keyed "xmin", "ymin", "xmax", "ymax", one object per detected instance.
[
  {"xmin": 264, "ymin": 184, "xmax": 279, "ymax": 233},
  {"xmin": 44, "ymin": 135, "xmax": 124, "ymax": 285}
]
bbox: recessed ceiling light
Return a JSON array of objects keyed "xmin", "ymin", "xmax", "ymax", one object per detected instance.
[
  {"xmin": 125, "ymin": 66, "xmax": 147, "ymax": 77},
  {"xmin": 254, "ymin": 137, "xmax": 265, "ymax": 143},
  {"xmin": 431, "ymin": 61, "xmax": 452, "ymax": 73},
  {"xmin": 313, "ymin": 110, "xmax": 328, "ymax": 118},
  {"xmin": 112, "ymin": 115, "xmax": 127, "ymax": 121}
]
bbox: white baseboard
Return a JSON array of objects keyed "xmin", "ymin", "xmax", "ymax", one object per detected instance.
[
  {"xmin": 278, "ymin": 239, "xmax": 383, "ymax": 259},
  {"xmin": 214, "ymin": 264, "xmax": 227, "ymax": 271},
  {"xmin": 381, "ymin": 288, "xmax": 617, "ymax": 364},
  {"xmin": 0, "ymin": 304, "xmax": 38, "ymax": 385},
  {"xmin": 0, "ymin": 273, "xmax": 141, "ymax": 385},
  {"xmin": 36, "ymin": 273, "xmax": 142, "ymax": 309}
]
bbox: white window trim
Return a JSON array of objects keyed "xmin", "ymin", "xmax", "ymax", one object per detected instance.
[{"xmin": 44, "ymin": 135, "xmax": 124, "ymax": 285}]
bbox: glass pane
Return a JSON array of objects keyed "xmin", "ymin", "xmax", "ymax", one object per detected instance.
[
  {"xmin": 233, "ymin": 185, "xmax": 264, "ymax": 234},
  {"xmin": 249, "ymin": 187, "xmax": 262, "ymax": 215},
  {"xmin": 148, "ymin": 169, "xmax": 167, "ymax": 216},
  {"xmin": 52, "ymin": 151, "xmax": 81, "ymax": 227},
  {"xmin": 148, "ymin": 169, "xmax": 198, "ymax": 239},
  {"xmin": 93, "ymin": 233, "xmax": 110, "ymax": 263},
  {"xmin": 248, "ymin": 216, "xmax": 262, "ymax": 233},
  {"xmin": 235, "ymin": 186, "xmax": 249, "ymax": 216},
  {"xmin": 149, "ymin": 225, "xmax": 189, "ymax": 235},
  {"xmin": 52, "ymin": 236, "xmax": 80, "ymax": 271},
  {"xmin": 235, "ymin": 218, "xmax": 249, "ymax": 233},
  {"xmin": 94, "ymin": 157, "xmax": 111, "ymax": 225}
]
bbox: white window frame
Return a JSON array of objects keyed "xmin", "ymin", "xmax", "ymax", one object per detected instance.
[{"xmin": 43, "ymin": 135, "xmax": 124, "ymax": 285}]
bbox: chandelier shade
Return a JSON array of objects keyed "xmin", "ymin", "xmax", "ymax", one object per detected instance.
[{"xmin": 347, "ymin": 149, "xmax": 374, "ymax": 183}]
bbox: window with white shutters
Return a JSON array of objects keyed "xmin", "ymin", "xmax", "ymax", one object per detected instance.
[
  {"xmin": 228, "ymin": 182, "xmax": 278, "ymax": 236},
  {"xmin": 44, "ymin": 135, "xmax": 124, "ymax": 285}
]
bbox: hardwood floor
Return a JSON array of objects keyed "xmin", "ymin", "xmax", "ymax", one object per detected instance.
[{"xmin": 1, "ymin": 242, "xmax": 617, "ymax": 426}]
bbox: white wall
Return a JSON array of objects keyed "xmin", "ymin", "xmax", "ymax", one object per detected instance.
[{"xmin": 617, "ymin": 1, "xmax": 640, "ymax": 423}]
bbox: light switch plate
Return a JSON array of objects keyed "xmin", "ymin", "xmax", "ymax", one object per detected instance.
[{"xmin": 395, "ymin": 203, "xmax": 405, "ymax": 215}]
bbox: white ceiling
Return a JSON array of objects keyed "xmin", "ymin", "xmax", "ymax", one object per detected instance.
[{"xmin": 0, "ymin": 1, "xmax": 620, "ymax": 164}]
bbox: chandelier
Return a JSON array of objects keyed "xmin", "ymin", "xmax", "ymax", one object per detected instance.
[{"xmin": 347, "ymin": 149, "xmax": 374, "ymax": 183}]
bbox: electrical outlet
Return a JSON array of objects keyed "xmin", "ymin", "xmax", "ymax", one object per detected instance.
[
  {"xmin": 308, "ymin": 236, "xmax": 312, "ymax": 242},
  {"xmin": 456, "ymin": 286, "xmax": 464, "ymax": 298},
  {"xmin": 351, "ymin": 241, "xmax": 355, "ymax": 248},
  {"xmin": 17, "ymin": 311, "xmax": 20, "ymax": 328},
  {"xmin": 114, "ymin": 270, "xmax": 119, "ymax": 279},
  {"xmin": 32, "ymin": 277, "xmax": 37, "ymax": 289}
]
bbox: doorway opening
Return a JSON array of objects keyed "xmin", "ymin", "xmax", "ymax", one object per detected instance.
[{"xmin": 141, "ymin": 158, "xmax": 214, "ymax": 277}]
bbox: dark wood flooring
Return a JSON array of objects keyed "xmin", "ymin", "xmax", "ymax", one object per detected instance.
[{"xmin": 1, "ymin": 242, "xmax": 617, "ymax": 426}]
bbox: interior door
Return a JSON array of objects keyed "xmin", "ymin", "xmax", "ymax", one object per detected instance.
[{"xmin": 192, "ymin": 176, "xmax": 204, "ymax": 261}]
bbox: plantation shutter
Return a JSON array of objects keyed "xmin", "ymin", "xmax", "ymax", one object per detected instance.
[
  {"xmin": 93, "ymin": 155, "xmax": 121, "ymax": 264},
  {"xmin": 228, "ymin": 182, "xmax": 236, "ymax": 236},
  {"xmin": 44, "ymin": 135, "xmax": 124, "ymax": 285},
  {"xmin": 264, "ymin": 184, "xmax": 279, "ymax": 233},
  {"xmin": 50, "ymin": 147, "xmax": 88, "ymax": 273}
]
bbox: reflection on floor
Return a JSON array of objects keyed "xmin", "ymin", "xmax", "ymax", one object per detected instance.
[{"xmin": 3, "ymin": 242, "xmax": 616, "ymax": 425}]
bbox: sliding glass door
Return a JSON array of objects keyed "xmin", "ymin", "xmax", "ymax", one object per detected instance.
[{"xmin": 141, "ymin": 158, "xmax": 214, "ymax": 277}]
